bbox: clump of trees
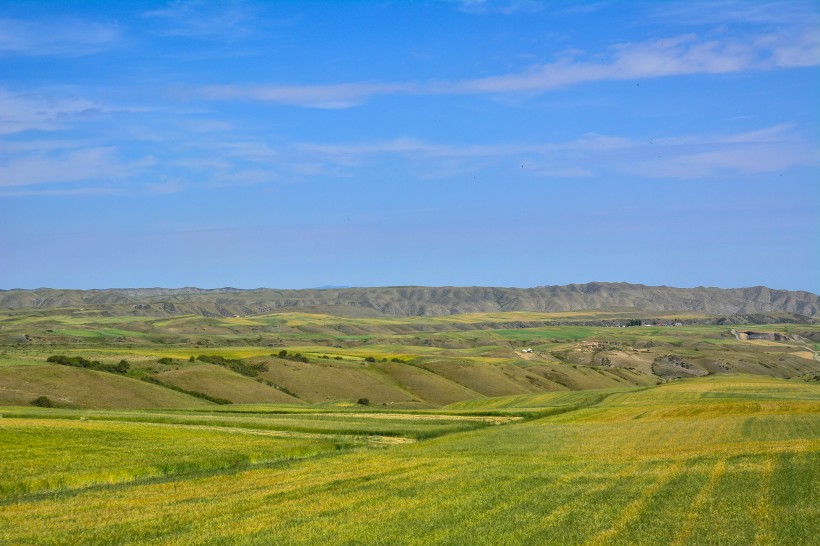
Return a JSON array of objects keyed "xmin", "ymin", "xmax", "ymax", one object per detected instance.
[
  {"xmin": 193, "ymin": 355, "xmax": 267, "ymax": 377},
  {"xmin": 625, "ymin": 319, "xmax": 643, "ymax": 327},
  {"xmin": 273, "ymin": 350, "xmax": 310, "ymax": 363},
  {"xmin": 47, "ymin": 355, "xmax": 130, "ymax": 374}
]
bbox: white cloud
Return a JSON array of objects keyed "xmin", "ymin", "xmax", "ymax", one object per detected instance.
[
  {"xmin": 291, "ymin": 123, "xmax": 817, "ymax": 180},
  {"xmin": 649, "ymin": 1, "xmax": 819, "ymax": 26},
  {"xmin": 447, "ymin": 34, "xmax": 760, "ymax": 95},
  {"xmin": 0, "ymin": 17, "xmax": 119, "ymax": 56},
  {"xmin": 765, "ymin": 29, "xmax": 820, "ymax": 67},
  {"xmin": 0, "ymin": 146, "xmax": 155, "ymax": 189},
  {"xmin": 0, "ymin": 90, "xmax": 101, "ymax": 134},
  {"xmin": 198, "ymin": 82, "xmax": 416, "ymax": 109},
  {"xmin": 143, "ymin": 0, "xmax": 255, "ymax": 39},
  {"xmin": 625, "ymin": 144, "xmax": 817, "ymax": 179},
  {"xmin": 451, "ymin": 0, "xmax": 545, "ymax": 15},
  {"xmin": 0, "ymin": 147, "xmax": 124, "ymax": 188},
  {"xmin": 195, "ymin": 31, "xmax": 819, "ymax": 108}
]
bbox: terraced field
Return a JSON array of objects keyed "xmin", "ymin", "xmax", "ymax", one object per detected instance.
[{"xmin": 1, "ymin": 375, "xmax": 817, "ymax": 544}]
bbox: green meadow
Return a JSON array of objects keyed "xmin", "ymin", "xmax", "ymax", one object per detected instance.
[
  {"xmin": 1, "ymin": 375, "xmax": 818, "ymax": 544},
  {"xmin": 1, "ymin": 310, "xmax": 818, "ymax": 543}
]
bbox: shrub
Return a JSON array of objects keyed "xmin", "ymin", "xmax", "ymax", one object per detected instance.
[
  {"xmin": 272, "ymin": 351, "xmax": 309, "ymax": 363},
  {"xmin": 364, "ymin": 356, "xmax": 376, "ymax": 363},
  {"xmin": 31, "ymin": 396, "xmax": 54, "ymax": 408},
  {"xmin": 47, "ymin": 355, "xmax": 128, "ymax": 375},
  {"xmin": 357, "ymin": 398, "xmax": 370, "ymax": 406}
]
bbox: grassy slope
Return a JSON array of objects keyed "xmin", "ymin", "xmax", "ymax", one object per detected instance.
[
  {"xmin": 0, "ymin": 375, "xmax": 817, "ymax": 544},
  {"xmin": 258, "ymin": 359, "xmax": 422, "ymax": 406},
  {"xmin": 156, "ymin": 364, "xmax": 303, "ymax": 404},
  {"xmin": 0, "ymin": 364, "xmax": 212, "ymax": 409}
]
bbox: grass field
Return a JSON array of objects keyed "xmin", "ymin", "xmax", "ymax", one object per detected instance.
[
  {"xmin": 2, "ymin": 309, "xmax": 818, "ymax": 408},
  {"xmin": 1, "ymin": 309, "xmax": 818, "ymax": 543},
  {"xmin": 1, "ymin": 375, "xmax": 818, "ymax": 544}
]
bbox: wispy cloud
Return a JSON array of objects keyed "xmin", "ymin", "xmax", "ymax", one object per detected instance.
[
  {"xmin": 0, "ymin": 146, "xmax": 155, "ymax": 189},
  {"xmin": 198, "ymin": 82, "xmax": 416, "ymax": 109},
  {"xmin": 291, "ymin": 124, "xmax": 817, "ymax": 180},
  {"xmin": 649, "ymin": 0, "xmax": 819, "ymax": 26},
  {"xmin": 0, "ymin": 17, "xmax": 120, "ymax": 56},
  {"xmin": 0, "ymin": 88, "xmax": 158, "ymax": 137},
  {"xmin": 194, "ymin": 30, "xmax": 819, "ymax": 108},
  {"xmin": 143, "ymin": 0, "xmax": 255, "ymax": 40},
  {"xmin": 2, "ymin": 122, "xmax": 814, "ymax": 195},
  {"xmin": 451, "ymin": 0, "xmax": 545, "ymax": 15}
]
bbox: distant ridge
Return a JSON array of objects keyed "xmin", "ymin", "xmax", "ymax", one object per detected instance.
[{"xmin": 1, "ymin": 283, "xmax": 817, "ymax": 318}]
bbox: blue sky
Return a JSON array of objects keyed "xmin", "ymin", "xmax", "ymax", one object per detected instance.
[{"xmin": 1, "ymin": 0, "xmax": 818, "ymax": 292}]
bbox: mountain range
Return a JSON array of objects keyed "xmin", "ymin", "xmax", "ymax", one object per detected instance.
[{"xmin": 1, "ymin": 283, "xmax": 817, "ymax": 318}]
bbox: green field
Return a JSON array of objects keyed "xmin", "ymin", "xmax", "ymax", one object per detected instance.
[
  {"xmin": 1, "ymin": 375, "xmax": 817, "ymax": 544},
  {"xmin": 1, "ymin": 309, "xmax": 818, "ymax": 543}
]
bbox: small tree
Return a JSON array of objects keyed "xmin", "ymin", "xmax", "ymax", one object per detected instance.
[
  {"xmin": 31, "ymin": 396, "xmax": 54, "ymax": 408},
  {"xmin": 357, "ymin": 398, "xmax": 370, "ymax": 406}
]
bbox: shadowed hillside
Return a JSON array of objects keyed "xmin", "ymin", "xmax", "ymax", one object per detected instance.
[{"xmin": 1, "ymin": 283, "xmax": 817, "ymax": 318}]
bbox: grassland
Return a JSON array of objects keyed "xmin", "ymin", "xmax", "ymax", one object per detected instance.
[
  {"xmin": 2, "ymin": 309, "xmax": 818, "ymax": 408},
  {"xmin": 1, "ymin": 308, "xmax": 818, "ymax": 543},
  {"xmin": 1, "ymin": 375, "xmax": 817, "ymax": 544}
]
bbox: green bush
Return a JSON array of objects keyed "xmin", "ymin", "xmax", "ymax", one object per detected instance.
[
  {"xmin": 195, "ymin": 355, "xmax": 267, "ymax": 377},
  {"xmin": 47, "ymin": 355, "xmax": 128, "ymax": 375},
  {"xmin": 31, "ymin": 396, "xmax": 54, "ymax": 408},
  {"xmin": 272, "ymin": 351, "xmax": 309, "ymax": 363}
]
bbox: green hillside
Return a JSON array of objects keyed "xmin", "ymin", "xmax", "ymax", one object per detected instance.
[{"xmin": 1, "ymin": 310, "xmax": 818, "ymax": 408}]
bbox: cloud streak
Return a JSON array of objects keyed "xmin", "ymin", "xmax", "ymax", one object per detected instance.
[
  {"xmin": 292, "ymin": 123, "xmax": 818, "ymax": 180},
  {"xmin": 0, "ymin": 17, "xmax": 120, "ymax": 56},
  {"xmin": 192, "ymin": 30, "xmax": 820, "ymax": 108},
  {"xmin": 143, "ymin": 0, "xmax": 256, "ymax": 39},
  {"xmin": 0, "ymin": 144, "xmax": 156, "ymax": 190}
]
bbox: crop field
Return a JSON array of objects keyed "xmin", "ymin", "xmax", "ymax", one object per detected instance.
[{"xmin": 1, "ymin": 375, "xmax": 818, "ymax": 544}]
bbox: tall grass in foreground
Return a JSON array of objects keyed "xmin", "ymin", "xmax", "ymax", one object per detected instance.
[{"xmin": 0, "ymin": 376, "xmax": 817, "ymax": 544}]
